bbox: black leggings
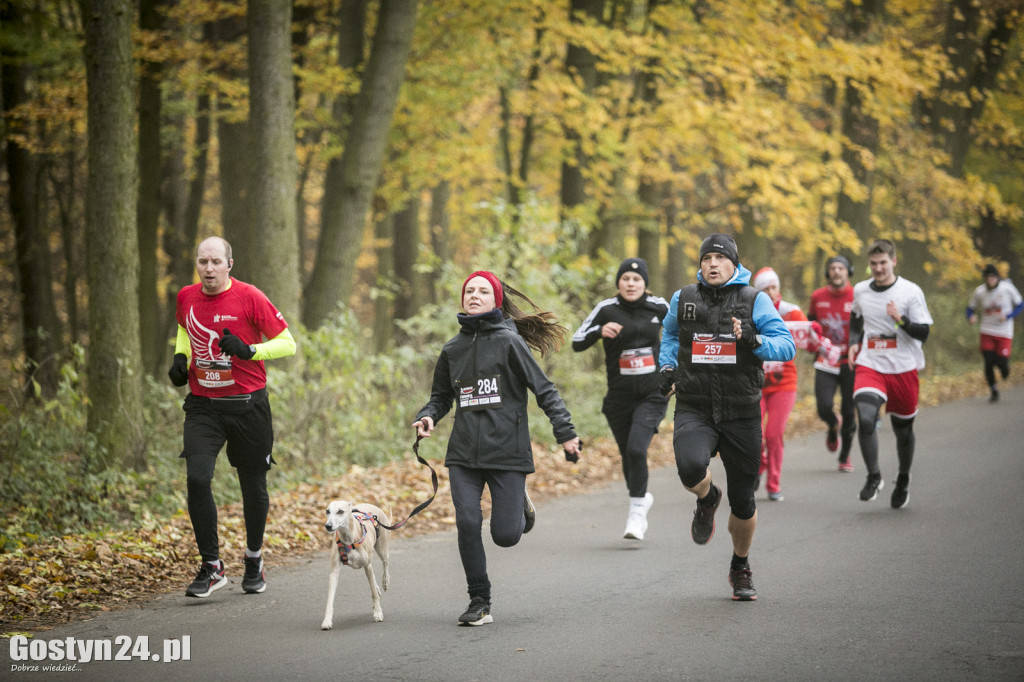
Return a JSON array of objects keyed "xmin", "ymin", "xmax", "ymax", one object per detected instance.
[
  {"xmin": 855, "ymin": 393, "xmax": 916, "ymax": 477},
  {"xmin": 814, "ymin": 367, "xmax": 856, "ymax": 458},
  {"xmin": 186, "ymin": 454, "xmax": 268, "ymax": 562},
  {"xmin": 982, "ymin": 350, "xmax": 1010, "ymax": 388},
  {"xmin": 448, "ymin": 465, "xmax": 528, "ymax": 602},
  {"xmin": 603, "ymin": 391, "xmax": 668, "ymax": 498}
]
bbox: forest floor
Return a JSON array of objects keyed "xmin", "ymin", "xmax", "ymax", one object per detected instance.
[{"xmin": 0, "ymin": 369, "xmax": 1015, "ymax": 634}]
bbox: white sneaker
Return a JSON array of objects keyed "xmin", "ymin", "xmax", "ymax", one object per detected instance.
[{"xmin": 623, "ymin": 493, "xmax": 653, "ymax": 540}]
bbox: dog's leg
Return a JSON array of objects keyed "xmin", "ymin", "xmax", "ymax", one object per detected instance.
[
  {"xmin": 364, "ymin": 563, "xmax": 383, "ymax": 622},
  {"xmin": 377, "ymin": 529, "xmax": 391, "ymax": 592},
  {"xmin": 321, "ymin": 549, "xmax": 341, "ymax": 630}
]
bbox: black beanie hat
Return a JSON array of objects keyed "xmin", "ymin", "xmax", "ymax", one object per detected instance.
[
  {"xmin": 825, "ymin": 255, "xmax": 853, "ymax": 278},
  {"xmin": 699, "ymin": 233, "xmax": 739, "ymax": 266},
  {"xmin": 982, "ymin": 263, "xmax": 1000, "ymax": 279},
  {"xmin": 616, "ymin": 257, "xmax": 649, "ymax": 286}
]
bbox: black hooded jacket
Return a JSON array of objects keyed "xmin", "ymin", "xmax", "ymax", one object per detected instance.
[{"xmin": 416, "ymin": 309, "xmax": 577, "ymax": 473}]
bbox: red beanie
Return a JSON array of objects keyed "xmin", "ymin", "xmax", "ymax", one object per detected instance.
[{"xmin": 462, "ymin": 271, "xmax": 503, "ymax": 309}]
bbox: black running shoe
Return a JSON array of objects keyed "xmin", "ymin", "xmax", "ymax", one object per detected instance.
[
  {"xmin": 826, "ymin": 423, "xmax": 839, "ymax": 452},
  {"xmin": 523, "ymin": 488, "xmax": 536, "ymax": 534},
  {"xmin": 242, "ymin": 556, "xmax": 266, "ymax": 594},
  {"xmin": 185, "ymin": 561, "xmax": 227, "ymax": 598},
  {"xmin": 990, "ymin": 389, "xmax": 999, "ymax": 403},
  {"xmin": 891, "ymin": 473, "xmax": 910, "ymax": 509},
  {"xmin": 859, "ymin": 473, "xmax": 884, "ymax": 501},
  {"xmin": 691, "ymin": 484, "xmax": 721, "ymax": 545},
  {"xmin": 458, "ymin": 596, "xmax": 492, "ymax": 626},
  {"xmin": 729, "ymin": 566, "xmax": 757, "ymax": 601}
]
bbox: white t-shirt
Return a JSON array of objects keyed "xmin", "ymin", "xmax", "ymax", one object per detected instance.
[
  {"xmin": 969, "ymin": 280, "xmax": 1023, "ymax": 339},
  {"xmin": 852, "ymin": 276, "xmax": 933, "ymax": 374}
]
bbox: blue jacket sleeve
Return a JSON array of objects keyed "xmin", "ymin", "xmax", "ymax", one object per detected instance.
[
  {"xmin": 752, "ymin": 292, "xmax": 795, "ymax": 362},
  {"xmin": 659, "ymin": 290, "xmax": 681, "ymax": 368}
]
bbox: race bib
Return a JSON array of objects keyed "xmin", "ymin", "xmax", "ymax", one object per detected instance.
[
  {"xmin": 866, "ymin": 333, "xmax": 898, "ymax": 354},
  {"xmin": 195, "ymin": 358, "xmax": 235, "ymax": 388},
  {"xmin": 619, "ymin": 347, "xmax": 656, "ymax": 375},
  {"xmin": 692, "ymin": 334, "xmax": 737, "ymax": 364},
  {"xmin": 458, "ymin": 375, "xmax": 502, "ymax": 411}
]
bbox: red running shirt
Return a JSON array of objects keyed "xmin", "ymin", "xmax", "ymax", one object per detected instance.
[
  {"xmin": 808, "ymin": 285, "xmax": 854, "ymax": 371},
  {"xmin": 175, "ymin": 278, "xmax": 289, "ymax": 397}
]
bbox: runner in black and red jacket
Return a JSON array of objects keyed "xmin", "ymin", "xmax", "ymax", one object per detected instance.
[{"xmin": 572, "ymin": 258, "xmax": 669, "ymax": 541}]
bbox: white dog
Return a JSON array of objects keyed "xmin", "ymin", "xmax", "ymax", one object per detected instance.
[{"xmin": 321, "ymin": 500, "xmax": 392, "ymax": 630}]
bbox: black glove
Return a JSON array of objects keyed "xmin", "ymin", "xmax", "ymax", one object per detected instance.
[
  {"xmin": 564, "ymin": 439, "xmax": 582, "ymax": 464},
  {"xmin": 168, "ymin": 353, "xmax": 189, "ymax": 387},
  {"xmin": 218, "ymin": 328, "xmax": 255, "ymax": 360},
  {"xmin": 659, "ymin": 365, "xmax": 675, "ymax": 396},
  {"xmin": 737, "ymin": 322, "xmax": 760, "ymax": 349}
]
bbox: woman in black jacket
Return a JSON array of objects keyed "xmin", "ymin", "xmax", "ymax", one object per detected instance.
[
  {"xmin": 572, "ymin": 258, "xmax": 669, "ymax": 541},
  {"xmin": 413, "ymin": 270, "xmax": 581, "ymax": 626}
]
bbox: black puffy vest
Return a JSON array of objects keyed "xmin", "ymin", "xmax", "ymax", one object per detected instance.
[{"xmin": 673, "ymin": 282, "xmax": 764, "ymax": 422}]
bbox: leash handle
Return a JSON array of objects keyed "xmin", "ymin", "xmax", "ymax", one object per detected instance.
[{"xmin": 375, "ymin": 435, "xmax": 438, "ymax": 531}]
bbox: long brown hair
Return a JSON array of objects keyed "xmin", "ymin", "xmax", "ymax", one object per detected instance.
[{"xmin": 499, "ymin": 281, "xmax": 567, "ymax": 357}]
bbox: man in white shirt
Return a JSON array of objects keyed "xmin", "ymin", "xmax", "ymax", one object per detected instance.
[
  {"xmin": 967, "ymin": 264, "xmax": 1023, "ymax": 403},
  {"xmin": 848, "ymin": 240, "xmax": 933, "ymax": 510}
]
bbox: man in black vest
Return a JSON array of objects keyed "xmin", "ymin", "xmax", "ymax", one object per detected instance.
[{"xmin": 658, "ymin": 234, "xmax": 795, "ymax": 600}]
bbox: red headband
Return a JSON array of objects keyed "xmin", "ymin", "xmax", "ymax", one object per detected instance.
[{"xmin": 462, "ymin": 271, "xmax": 503, "ymax": 309}]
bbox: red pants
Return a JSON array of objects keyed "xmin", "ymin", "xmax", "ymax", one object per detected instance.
[{"xmin": 759, "ymin": 390, "xmax": 797, "ymax": 494}]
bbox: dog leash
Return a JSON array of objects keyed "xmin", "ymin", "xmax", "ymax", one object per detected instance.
[{"xmin": 373, "ymin": 435, "xmax": 439, "ymax": 531}]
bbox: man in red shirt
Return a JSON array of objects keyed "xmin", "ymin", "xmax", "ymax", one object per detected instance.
[
  {"xmin": 168, "ymin": 236, "xmax": 296, "ymax": 598},
  {"xmin": 807, "ymin": 256, "xmax": 856, "ymax": 471}
]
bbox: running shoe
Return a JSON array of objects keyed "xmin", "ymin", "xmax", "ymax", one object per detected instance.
[
  {"xmin": 989, "ymin": 389, "xmax": 1000, "ymax": 403},
  {"xmin": 728, "ymin": 565, "xmax": 757, "ymax": 601},
  {"xmin": 859, "ymin": 473, "xmax": 884, "ymax": 502},
  {"xmin": 826, "ymin": 422, "xmax": 839, "ymax": 452},
  {"xmin": 458, "ymin": 597, "xmax": 492, "ymax": 626},
  {"xmin": 767, "ymin": 491, "xmax": 784, "ymax": 502},
  {"xmin": 623, "ymin": 492, "xmax": 653, "ymax": 540},
  {"xmin": 691, "ymin": 484, "xmax": 721, "ymax": 545},
  {"xmin": 242, "ymin": 556, "xmax": 266, "ymax": 594},
  {"xmin": 838, "ymin": 459, "xmax": 854, "ymax": 473},
  {"xmin": 523, "ymin": 488, "xmax": 536, "ymax": 534},
  {"xmin": 891, "ymin": 473, "xmax": 910, "ymax": 509},
  {"xmin": 185, "ymin": 561, "xmax": 227, "ymax": 598}
]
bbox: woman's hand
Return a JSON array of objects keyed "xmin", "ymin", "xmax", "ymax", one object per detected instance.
[
  {"xmin": 561, "ymin": 436, "xmax": 582, "ymax": 463},
  {"xmin": 412, "ymin": 416, "xmax": 434, "ymax": 438}
]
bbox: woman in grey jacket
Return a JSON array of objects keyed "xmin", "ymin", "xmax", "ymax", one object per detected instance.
[{"xmin": 413, "ymin": 270, "xmax": 582, "ymax": 626}]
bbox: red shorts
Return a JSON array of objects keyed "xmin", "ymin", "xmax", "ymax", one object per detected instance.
[
  {"xmin": 853, "ymin": 365, "xmax": 920, "ymax": 419},
  {"xmin": 980, "ymin": 334, "xmax": 1013, "ymax": 358}
]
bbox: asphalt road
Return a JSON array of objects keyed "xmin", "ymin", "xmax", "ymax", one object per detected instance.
[{"xmin": 4, "ymin": 387, "xmax": 1023, "ymax": 681}]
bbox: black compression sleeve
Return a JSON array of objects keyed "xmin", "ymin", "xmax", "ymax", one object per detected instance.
[
  {"xmin": 848, "ymin": 312, "xmax": 864, "ymax": 346},
  {"xmin": 900, "ymin": 316, "xmax": 930, "ymax": 343}
]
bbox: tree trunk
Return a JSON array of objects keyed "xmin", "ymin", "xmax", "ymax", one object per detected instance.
[
  {"xmin": 137, "ymin": 0, "xmax": 164, "ymax": 376},
  {"xmin": 427, "ymin": 181, "xmax": 451, "ymax": 304},
  {"xmin": 560, "ymin": 0, "xmax": 602, "ymax": 254},
  {"xmin": 835, "ymin": 0, "xmax": 881, "ymax": 246},
  {"xmin": 927, "ymin": 2, "xmax": 1017, "ymax": 177},
  {"xmin": 392, "ymin": 193, "xmax": 420, "ymax": 332},
  {"xmin": 1, "ymin": 6, "xmax": 64, "ymax": 398},
  {"xmin": 372, "ymin": 212, "xmax": 394, "ymax": 349},
  {"xmin": 80, "ymin": 0, "xmax": 146, "ymax": 470},
  {"xmin": 304, "ymin": 0, "xmax": 419, "ymax": 328},
  {"xmin": 247, "ymin": 0, "xmax": 301, "ymax": 327}
]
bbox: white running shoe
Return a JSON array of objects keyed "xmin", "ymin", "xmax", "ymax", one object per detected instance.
[{"xmin": 623, "ymin": 492, "xmax": 654, "ymax": 540}]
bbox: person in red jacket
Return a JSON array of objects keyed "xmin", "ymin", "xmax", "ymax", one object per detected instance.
[
  {"xmin": 752, "ymin": 267, "xmax": 821, "ymax": 501},
  {"xmin": 807, "ymin": 256, "xmax": 856, "ymax": 471}
]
